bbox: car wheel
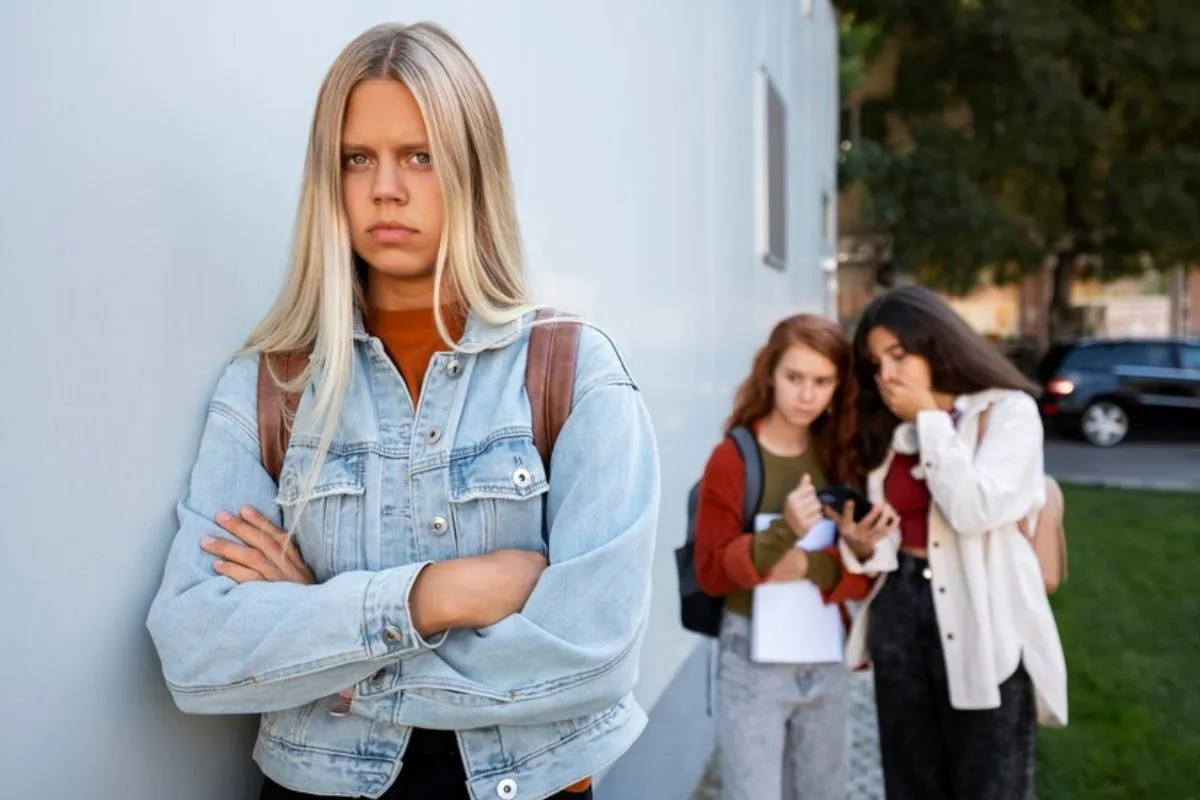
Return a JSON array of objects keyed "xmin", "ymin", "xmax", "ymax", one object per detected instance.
[{"xmin": 1080, "ymin": 400, "xmax": 1129, "ymax": 447}]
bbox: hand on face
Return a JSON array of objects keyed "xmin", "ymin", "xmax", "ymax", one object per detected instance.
[
  {"xmin": 880, "ymin": 378, "xmax": 939, "ymax": 421},
  {"xmin": 867, "ymin": 327, "xmax": 940, "ymax": 421}
]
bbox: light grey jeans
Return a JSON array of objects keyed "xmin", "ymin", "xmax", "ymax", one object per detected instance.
[{"xmin": 716, "ymin": 611, "xmax": 851, "ymax": 800}]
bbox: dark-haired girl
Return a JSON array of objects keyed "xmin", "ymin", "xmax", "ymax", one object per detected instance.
[{"xmin": 832, "ymin": 286, "xmax": 1067, "ymax": 800}]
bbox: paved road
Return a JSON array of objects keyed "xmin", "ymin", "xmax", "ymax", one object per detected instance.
[{"xmin": 1045, "ymin": 439, "xmax": 1200, "ymax": 491}]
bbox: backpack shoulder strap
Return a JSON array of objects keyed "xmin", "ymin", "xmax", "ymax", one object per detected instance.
[
  {"xmin": 525, "ymin": 308, "xmax": 582, "ymax": 475},
  {"xmin": 1042, "ymin": 475, "xmax": 1068, "ymax": 585},
  {"xmin": 727, "ymin": 425, "xmax": 763, "ymax": 531},
  {"xmin": 257, "ymin": 351, "xmax": 310, "ymax": 484}
]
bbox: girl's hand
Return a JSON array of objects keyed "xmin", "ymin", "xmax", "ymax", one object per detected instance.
[
  {"xmin": 881, "ymin": 378, "xmax": 939, "ymax": 422},
  {"xmin": 784, "ymin": 474, "xmax": 824, "ymax": 533},
  {"xmin": 766, "ymin": 547, "xmax": 809, "ymax": 583},
  {"xmin": 202, "ymin": 506, "xmax": 316, "ymax": 585},
  {"xmin": 825, "ymin": 500, "xmax": 899, "ymax": 559}
]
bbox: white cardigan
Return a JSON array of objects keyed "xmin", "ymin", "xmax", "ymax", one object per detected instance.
[{"xmin": 839, "ymin": 389, "xmax": 1068, "ymax": 727}]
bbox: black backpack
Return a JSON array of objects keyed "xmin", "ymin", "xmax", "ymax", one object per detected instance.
[{"xmin": 675, "ymin": 425, "xmax": 764, "ymax": 637}]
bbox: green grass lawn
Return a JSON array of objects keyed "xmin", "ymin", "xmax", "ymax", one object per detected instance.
[{"xmin": 1037, "ymin": 485, "xmax": 1200, "ymax": 799}]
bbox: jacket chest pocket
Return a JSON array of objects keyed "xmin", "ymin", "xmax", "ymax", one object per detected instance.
[
  {"xmin": 276, "ymin": 447, "xmax": 366, "ymax": 578},
  {"xmin": 448, "ymin": 434, "xmax": 548, "ymax": 556}
]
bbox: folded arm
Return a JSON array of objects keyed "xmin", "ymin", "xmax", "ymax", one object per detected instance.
[
  {"xmin": 389, "ymin": 370, "xmax": 661, "ymax": 728},
  {"xmin": 146, "ymin": 360, "xmax": 440, "ymax": 715}
]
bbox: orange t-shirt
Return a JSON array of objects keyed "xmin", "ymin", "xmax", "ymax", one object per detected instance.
[{"xmin": 365, "ymin": 304, "xmax": 467, "ymax": 404}]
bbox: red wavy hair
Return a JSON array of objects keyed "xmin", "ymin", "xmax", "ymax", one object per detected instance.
[{"xmin": 725, "ymin": 314, "xmax": 862, "ymax": 488}]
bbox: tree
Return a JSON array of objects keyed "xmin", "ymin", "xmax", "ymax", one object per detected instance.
[
  {"xmin": 839, "ymin": 13, "xmax": 883, "ymax": 105},
  {"xmin": 836, "ymin": 0, "xmax": 1200, "ymax": 338}
]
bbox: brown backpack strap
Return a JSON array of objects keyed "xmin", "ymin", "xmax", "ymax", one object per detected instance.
[
  {"xmin": 525, "ymin": 308, "xmax": 581, "ymax": 474},
  {"xmin": 257, "ymin": 351, "xmax": 310, "ymax": 484}
]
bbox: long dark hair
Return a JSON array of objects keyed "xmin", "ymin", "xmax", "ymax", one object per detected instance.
[
  {"xmin": 727, "ymin": 314, "xmax": 862, "ymax": 488},
  {"xmin": 853, "ymin": 286, "xmax": 1040, "ymax": 469}
]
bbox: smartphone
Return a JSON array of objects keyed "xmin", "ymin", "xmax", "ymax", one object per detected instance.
[{"xmin": 817, "ymin": 485, "xmax": 874, "ymax": 523}]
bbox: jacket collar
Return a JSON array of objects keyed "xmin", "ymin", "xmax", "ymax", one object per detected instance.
[
  {"xmin": 352, "ymin": 304, "xmax": 530, "ymax": 351},
  {"xmin": 888, "ymin": 389, "xmax": 1014, "ymax": 457}
]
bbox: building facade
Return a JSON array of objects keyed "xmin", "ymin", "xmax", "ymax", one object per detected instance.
[{"xmin": 0, "ymin": 2, "xmax": 839, "ymax": 797}]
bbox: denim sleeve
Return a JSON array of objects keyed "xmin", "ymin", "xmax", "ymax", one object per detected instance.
[
  {"xmin": 145, "ymin": 356, "xmax": 438, "ymax": 715},
  {"xmin": 389, "ymin": 329, "xmax": 661, "ymax": 728}
]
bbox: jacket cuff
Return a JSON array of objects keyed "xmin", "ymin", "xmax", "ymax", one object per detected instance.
[
  {"xmin": 362, "ymin": 562, "xmax": 448, "ymax": 659},
  {"xmin": 722, "ymin": 534, "xmax": 766, "ymax": 588},
  {"xmin": 838, "ymin": 536, "xmax": 898, "ymax": 575},
  {"xmin": 804, "ymin": 550, "xmax": 840, "ymax": 591},
  {"xmin": 915, "ymin": 409, "xmax": 956, "ymax": 471}
]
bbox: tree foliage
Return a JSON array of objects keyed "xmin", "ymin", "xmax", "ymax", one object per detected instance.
[{"xmin": 837, "ymin": 0, "xmax": 1200, "ymax": 311}]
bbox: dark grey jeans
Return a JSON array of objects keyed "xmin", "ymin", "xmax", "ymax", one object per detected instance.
[{"xmin": 868, "ymin": 552, "xmax": 1036, "ymax": 800}]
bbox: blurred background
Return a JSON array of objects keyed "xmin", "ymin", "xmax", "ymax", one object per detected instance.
[
  {"xmin": 824, "ymin": 4, "xmax": 1200, "ymax": 798},
  {"xmin": 0, "ymin": 1, "xmax": 1195, "ymax": 798}
]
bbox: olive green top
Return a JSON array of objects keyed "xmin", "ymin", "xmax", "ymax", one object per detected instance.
[{"xmin": 725, "ymin": 445, "xmax": 841, "ymax": 617}]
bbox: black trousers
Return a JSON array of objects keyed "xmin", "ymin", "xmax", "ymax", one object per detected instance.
[
  {"xmin": 261, "ymin": 729, "xmax": 594, "ymax": 800},
  {"xmin": 868, "ymin": 552, "xmax": 1036, "ymax": 800}
]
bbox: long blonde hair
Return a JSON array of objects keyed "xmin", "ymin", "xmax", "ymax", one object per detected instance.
[{"xmin": 243, "ymin": 22, "xmax": 535, "ymax": 503}]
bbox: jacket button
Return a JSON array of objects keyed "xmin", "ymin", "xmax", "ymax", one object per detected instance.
[
  {"xmin": 946, "ymin": 632, "xmax": 955, "ymax": 641},
  {"xmin": 383, "ymin": 625, "xmax": 403, "ymax": 643},
  {"xmin": 446, "ymin": 359, "xmax": 462, "ymax": 377},
  {"xmin": 431, "ymin": 516, "xmax": 449, "ymax": 535},
  {"xmin": 512, "ymin": 468, "xmax": 532, "ymax": 489},
  {"xmin": 496, "ymin": 778, "xmax": 518, "ymax": 798},
  {"xmin": 427, "ymin": 427, "xmax": 442, "ymax": 444}
]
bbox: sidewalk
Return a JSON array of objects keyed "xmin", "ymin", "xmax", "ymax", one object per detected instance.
[
  {"xmin": 1045, "ymin": 440, "xmax": 1200, "ymax": 492},
  {"xmin": 692, "ymin": 670, "xmax": 884, "ymax": 798}
]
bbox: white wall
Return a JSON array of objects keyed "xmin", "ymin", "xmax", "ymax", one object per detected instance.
[{"xmin": 0, "ymin": 2, "xmax": 838, "ymax": 797}]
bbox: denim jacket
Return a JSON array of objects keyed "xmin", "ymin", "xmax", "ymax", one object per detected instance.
[{"xmin": 146, "ymin": 310, "xmax": 661, "ymax": 800}]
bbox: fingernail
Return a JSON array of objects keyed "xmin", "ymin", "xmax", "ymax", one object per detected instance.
[
  {"xmin": 241, "ymin": 505, "xmax": 257, "ymax": 517},
  {"xmin": 201, "ymin": 537, "xmax": 215, "ymax": 548},
  {"xmin": 215, "ymin": 511, "xmax": 232, "ymax": 523}
]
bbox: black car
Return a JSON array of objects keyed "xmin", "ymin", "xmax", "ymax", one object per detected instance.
[{"xmin": 1036, "ymin": 337, "xmax": 1200, "ymax": 446}]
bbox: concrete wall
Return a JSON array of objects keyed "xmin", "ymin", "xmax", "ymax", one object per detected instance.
[{"xmin": 0, "ymin": 2, "xmax": 838, "ymax": 797}]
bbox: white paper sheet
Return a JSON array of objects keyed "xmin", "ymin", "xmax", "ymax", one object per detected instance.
[{"xmin": 749, "ymin": 514, "xmax": 846, "ymax": 664}]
